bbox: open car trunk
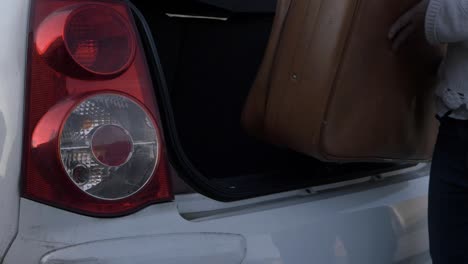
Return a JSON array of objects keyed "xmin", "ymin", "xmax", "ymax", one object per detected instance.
[{"xmin": 129, "ymin": 0, "xmax": 427, "ymax": 201}]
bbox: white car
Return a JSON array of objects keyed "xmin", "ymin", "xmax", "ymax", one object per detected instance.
[{"xmin": 0, "ymin": 0, "xmax": 432, "ymax": 263}]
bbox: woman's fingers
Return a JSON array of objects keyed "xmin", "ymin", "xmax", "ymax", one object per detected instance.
[
  {"xmin": 388, "ymin": 0, "xmax": 428, "ymax": 50},
  {"xmin": 388, "ymin": 9, "xmax": 414, "ymax": 39},
  {"xmin": 392, "ymin": 23, "xmax": 416, "ymax": 50}
]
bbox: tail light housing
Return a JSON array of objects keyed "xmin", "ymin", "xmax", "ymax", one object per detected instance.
[{"xmin": 23, "ymin": 0, "xmax": 173, "ymax": 216}]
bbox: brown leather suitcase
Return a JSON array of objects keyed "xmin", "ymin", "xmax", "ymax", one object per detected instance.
[{"xmin": 242, "ymin": 0, "xmax": 443, "ymax": 162}]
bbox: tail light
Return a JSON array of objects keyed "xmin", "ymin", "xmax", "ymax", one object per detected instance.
[{"xmin": 23, "ymin": 0, "xmax": 173, "ymax": 216}]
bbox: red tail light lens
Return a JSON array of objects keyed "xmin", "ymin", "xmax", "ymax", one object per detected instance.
[
  {"xmin": 23, "ymin": 0, "xmax": 173, "ymax": 216},
  {"xmin": 35, "ymin": 3, "xmax": 136, "ymax": 78},
  {"xmin": 91, "ymin": 124, "xmax": 134, "ymax": 167},
  {"xmin": 64, "ymin": 5, "xmax": 136, "ymax": 75}
]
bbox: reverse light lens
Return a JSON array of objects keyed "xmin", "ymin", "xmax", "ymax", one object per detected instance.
[{"xmin": 60, "ymin": 94, "xmax": 159, "ymax": 200}]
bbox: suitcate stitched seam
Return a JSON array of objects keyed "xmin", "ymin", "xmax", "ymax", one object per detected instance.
[
  {"xmin": 261, "ymin": 0, "xmax": 292, "ymax": 134},
  {"xmin": 314, "ymin": 0, "xmax": 362, "ymax": 161}
]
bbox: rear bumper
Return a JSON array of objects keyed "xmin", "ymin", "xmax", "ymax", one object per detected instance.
[
  {"xmin": 5, "ymin": 175, "xmax": 430, "ymax": 264},
  {"xmin": 39, "ymin": 233, "xmax": 246, "ymax": 264}
]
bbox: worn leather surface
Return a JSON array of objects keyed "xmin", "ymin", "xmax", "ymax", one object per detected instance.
[
  {"xmin": 242, "ymin": 0, "xmax": 442, "ymax": 162},
  {"xmin": 241, "ymin": 0, "xmax": 292, "ymax": 135}
]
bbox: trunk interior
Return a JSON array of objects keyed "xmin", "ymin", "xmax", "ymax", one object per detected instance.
[{"xmin": 130, "ymin": 0, "xmax": 409, "ymax": 200}]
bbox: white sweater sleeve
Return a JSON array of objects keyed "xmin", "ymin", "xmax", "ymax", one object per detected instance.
[{"xmin": 425, "ymin": 0, "xmax": 468, "ymax": 44}]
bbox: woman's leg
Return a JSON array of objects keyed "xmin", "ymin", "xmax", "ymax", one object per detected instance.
[{"xmin": 429, "ymin": 117, "xmax": 468, "ymax": 263}]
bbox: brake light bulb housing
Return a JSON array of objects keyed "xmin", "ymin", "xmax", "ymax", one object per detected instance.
[
  {"xmin": 23, "ymin": 0, "xmax": 172, "ymax": 217},
  {"xmin": 35, "ymin": 3, "xmax": 136, "ymax": 78}
]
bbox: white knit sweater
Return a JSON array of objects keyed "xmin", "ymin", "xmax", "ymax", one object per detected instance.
[{"xmin": 426, "ymin": 0, "xmax": 468, "ymax": 119}]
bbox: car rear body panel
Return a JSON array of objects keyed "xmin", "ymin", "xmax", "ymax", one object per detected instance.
[
  {"xmin": 0, "ymin": 0, "xmax": 30, "ymax": 260},
  {"xmin": 5, "ymin": 175, "xmax": 430, "ymax": 263},
  {"xmin": 0, "ymin": 0, "xmax": 432, "ymax": 263}
]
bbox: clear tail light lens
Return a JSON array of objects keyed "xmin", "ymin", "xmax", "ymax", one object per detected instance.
[
  {"xmin": 23, "ymin": 0, "xmax": 173, "ymax": 216},
  {"xmin": 60, "ymin": 94, "xmax": 160, "ymax": 200}
]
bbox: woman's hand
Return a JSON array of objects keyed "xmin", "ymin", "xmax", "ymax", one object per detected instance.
[{"xmin": 388, "ymin": 0, "xmax": 430, "ymax": 50}]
